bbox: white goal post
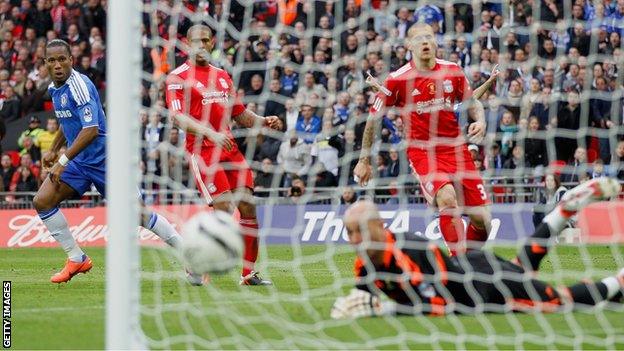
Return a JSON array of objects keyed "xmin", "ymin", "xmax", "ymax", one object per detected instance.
[{"xmin": 105, "ymin": 0, "xmax": 143, "ymax": 349}]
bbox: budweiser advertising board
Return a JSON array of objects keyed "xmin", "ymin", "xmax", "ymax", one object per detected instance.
[{"xmin": 0, "ymin": 203, "xmax": 622, "ymax": 248}]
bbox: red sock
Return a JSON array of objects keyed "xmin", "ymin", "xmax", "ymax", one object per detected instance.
[
  {"xmin": 439, "ymin": 208, "xmax": 465, "ymax": 256},
  {"xmin": 466, "ymin": 222, "xmax": 488, "ymax": 251},
  {"xmin": 240, "ymin": 216, "xmax": 259, "ymax": 277}
]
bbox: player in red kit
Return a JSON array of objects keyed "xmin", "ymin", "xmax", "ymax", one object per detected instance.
[
  {"xmin": 165, "ymin": 25, "xmax": 282, "ymax": 285},
  {"xmin": 354, "ymin": 23, "xmax": 491, "ymax": 256}
]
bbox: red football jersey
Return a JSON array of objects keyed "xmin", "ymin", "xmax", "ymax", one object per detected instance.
[
  {"xmin": 165, "ymin": 61, "xmax": 245, "ymax": 154},
  {"xmin": 370, "ymin": 59, "xmax": 473, "ymax": 149}
]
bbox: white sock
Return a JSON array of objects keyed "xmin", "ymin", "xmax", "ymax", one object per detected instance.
[
  {"xmin": 39, "ymin": 208, "xmax": 84, "ymax": 262},
  {"xmin": 146, "ymin": 212, "xmax": 182, "ymax": 248},
  {"xmin": 543, "ymin": 208, "xmax": 567, "ymax": 234},
  {"xmin": 601, "ymin": 276, "xmax": 622, "ymax": 299}
]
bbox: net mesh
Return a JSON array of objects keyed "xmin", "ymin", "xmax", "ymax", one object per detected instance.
[{"xmin": 134, "ymin": 0, "xmax": 624, "ymax": 348}]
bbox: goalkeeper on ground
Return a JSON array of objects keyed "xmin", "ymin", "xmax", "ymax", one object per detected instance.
[{"xmin": 331, "ymin": 177, "xmax": 624, "ymax": 318}]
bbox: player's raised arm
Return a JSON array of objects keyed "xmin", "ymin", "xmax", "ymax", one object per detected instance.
[
  {"xmin": 458, "ymin": 67, "xmax": 488, "ymax": 144},
  {"xmin": 472, "ymin": 64, "xmax": 500, "ymax": 100},
  {"xmin": 353, "ymin": 74, "xmax": 396, "ymax": 186}
]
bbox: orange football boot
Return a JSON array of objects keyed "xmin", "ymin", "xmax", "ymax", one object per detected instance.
[{"xmin": 50, "ymin": 256, "xmax": 93, "ymax": 283}]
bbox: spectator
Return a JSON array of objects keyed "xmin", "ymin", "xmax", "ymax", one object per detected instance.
[
  {"xmin": 485, "ymin": 14, "xmax": 504, "ymax": 51},
  {"xmin": 529, "ymin": 87, "xmax": 553, "ymax": 128},
  {"xmin": 295, "ymin": 104, "xmax": 321, "ymax": 144},
  {"xmin": 394, "ymin": 7, "xmax": 413, "ymax": 40},
  {"xmin": 245, "ymin": 73, "xmax": 265, "ymax": 97},
  {"xmin": 0, "ymin": 154, "xmax": 15, "ymax": 191},
  {"xmin": 20, "ymin": 78, "xmax": 45, "ymax": 116},
  {"xmin": 76, "ymin": 54, "xmax": 101, "ymax": 87},
  {"xmin": 295, "ymin": 72, "xmax": 327, "ymax": 108},
  {"xmin": 311, "ymin": 119, "xmax": 341, "ymax": 176},
  {"xmin": 385, "ymin": 148, "xmax": 400, "ymax": 178},
  {"xmin": 280, "ymin": 64, "xmax": 299, "ymax": 98},
  {"xmin": 332, "ymin": 91, "xmax": 351, "ymax": 126},
  {"xmin": 503, "ymin": 79, "xmax": 523, "ymax": 119},
  {"xmin": 277, "ymin": 132, "xmax": 312, "ymax": 186},
  {"xmin": 12, "ymin": 165, "xmax": 38, "ymax": 195},
  {"xmin": 264, "ymin": 78, "xmax": 286, "ymax": 117},
  {"xmin": 610, "ymin": 139, "xmax": 624, "ymax": 180},
  {"xmin": 503, "ymin": 145, "xmax": 525, "ymax": 170},
  {"xmin": 340, "ymin": 186, "xmax": 357, "ymax": 205},
  {"xmin": 19, "ymin": 135, "xmax": 41, "ymax": 165},
  {"xmin": 562, "ymin": 147, "xmax": 588, "ymax": 184},
  {"xmin": 17, "ymin": 115, "xmax": 44, "ymax": 150},
  {"xmin": 498, "ymin": 110, "xmax": 518, "ymax": 159},
  {"xmin": 523, "ymin": 116, "xmax": 548, "ymax": 168},
  {"xmin": 141, "ymin": 110, "xmax": 165, "ymax": 176},
  {"xmin": 0, "ymin": 86, "xmax": 21, "ymax": 121},
  {"xmin": 590, "ymin": 76, "xmax": 614, "ymax": 163},
  {"xmin": 520, "ymin": 78, "xmax": 542, "ymax": 120},
  {"xmin": 287, "ymin": 175, "xmax": 306, "ymax": 203},
  {"xmin": 314, "ymin": 163, "xmax": 338, "ymax": 187},
  {"xmin": 591, "ymin": 158, "xmax": 606, "ymax": 178},
  {"xmin": 375, "ymin": 154, "xmax": 387, "ymax": 178},
  {"xmin": 254, "ymin": 133, "xmax": 281, "ymax": 163},
  {"xmin": 485, "ymin": 143, "xmax": 505, "ymax": 176},
  {"xmin": 283, "ymin": 98, "xmax": 300, "ymax": 132},
  {"xmin": 532, "ymin": 173, "xmax": 567, "ymax": 228},
  {"xmin": 556, "ymin": 90, "xmax": 582, "ymax": 162},
  {"xmin": 9, "ymin": 153, "xmax": 39, "ymax": 190},
  {"xmin": 254, "ymin": 158, "xmax": 276, "ymax": 190},
  {"xmin": 35, "ymin": 117, "xmax": 59, "ymax": 154}
]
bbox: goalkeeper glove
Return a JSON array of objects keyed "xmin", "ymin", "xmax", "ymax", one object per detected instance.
[{"xmin": 330, "ymin": 289, "xmax": 383, "ymax": 319}]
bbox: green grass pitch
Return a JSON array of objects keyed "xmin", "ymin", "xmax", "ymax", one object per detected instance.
[{"xmin": 3, "ymin": 245, "xmax": 624, "ymax": 349}]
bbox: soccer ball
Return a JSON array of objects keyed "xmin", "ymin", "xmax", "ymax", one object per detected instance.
[{"xmin": 180, "ymin": 211, "xmax": 243, "ymax": 274}]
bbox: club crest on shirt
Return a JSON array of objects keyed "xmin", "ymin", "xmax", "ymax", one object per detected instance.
[
  {"xmin": 443, "ymin": 79, "xmax": 453, "ymax": 93},
  {"xmin": 60, "ymin": 93, "xmax": 68, "ymax": 107},
  {"xmin": 427, "ymin": 82, "xmax": 436, "ymax": 95},
  {"xmin": 207, "ymin": 183, "xmax": 217, "ymax": 193},
  {"xmin": 83, "ymin": 106, "xmax": 93, "ymax": 122},
  {"xmin": 219, "ymin": 78, "xmax": 229, "ymax": 89},
  {"xmin": 425, "ymin": 181, "xmax": 434, "ymax": 193}
]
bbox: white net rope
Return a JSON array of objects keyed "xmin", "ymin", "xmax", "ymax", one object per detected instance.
[{"xmin": 135, "ymin": 0, "xmax": 624, "ymax": 349}]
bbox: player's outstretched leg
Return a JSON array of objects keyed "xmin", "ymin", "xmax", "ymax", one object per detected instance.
[
  {"xmin": 559, "ymin": 267, "xmax": 624, "ymax": 306},
  {"xmin": 140, "ymin": 209, "xmax": 206, "ymax": 286},
  {"xmin": 235, "ymin": 188, "xmax": 272, "ymax": 286},
  {"xmin": 516, "ymin": 177, "xmax": 621, "ymax": 272},
  {"xmin": 34, "ymin": 180, "xmax": 92, "ymax": 283}
]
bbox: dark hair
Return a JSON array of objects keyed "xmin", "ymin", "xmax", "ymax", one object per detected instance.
[{"xmin": 46, "ymin": 39, "xmax": 71, "ymax": 56}]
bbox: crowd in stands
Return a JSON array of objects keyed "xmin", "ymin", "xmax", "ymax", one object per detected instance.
[{"xmin": 1, "ymin": 0, "xmax": 624, "ymax": 205}]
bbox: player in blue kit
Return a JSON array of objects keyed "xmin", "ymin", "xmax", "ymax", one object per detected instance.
[{"xmin": 33, "ymin": 39, "xmax": 200, "ymax": 284}]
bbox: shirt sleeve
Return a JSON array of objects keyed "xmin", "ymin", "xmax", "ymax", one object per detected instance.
[
  {"xmin": 369, "ymin": 78, "xmax": 398, "ymax": 115},
  {"xmin": 68, "ymin": 81, "xmax": 99, "ymax": 129},
  {"xmin": 165, "ymin": 74, "xmax": 186, "ymax": 114}
]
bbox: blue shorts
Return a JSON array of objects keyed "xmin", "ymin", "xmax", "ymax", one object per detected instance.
[{"xmin": 60, "ymin": 160, "xmax": 106, "ymax": 197}]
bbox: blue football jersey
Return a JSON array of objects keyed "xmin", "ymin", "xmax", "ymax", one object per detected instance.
[{"xmin": 48, "ymin": 69, "xmax": 106, "ymax": 166}]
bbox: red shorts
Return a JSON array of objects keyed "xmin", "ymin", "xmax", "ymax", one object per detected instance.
[
  {"xmin": 408, "ymin": 144, "xmax": 489, "ymax": 207},
  {"xmin": 189, "ymin": 147, "xmax": 254, "ymax": 204}
]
